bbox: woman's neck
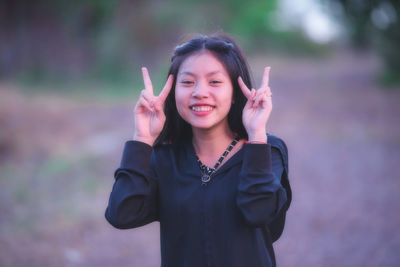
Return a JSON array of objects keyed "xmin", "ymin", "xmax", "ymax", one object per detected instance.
[{"xmin": 192, "ymin": 125, "xmax": 241, "ymax": 167}]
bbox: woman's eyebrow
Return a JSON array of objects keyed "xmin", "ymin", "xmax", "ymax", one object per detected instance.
[
  {"xmin": 178, "ymin": 70, "xmax": 226, "ymax": 77},
  {"xmin": 206, "ymin": 70, "xmax": 225, "ymax": 76},
  {"xmin": 178, "ymin": 71, "xmax": 195, "ymax": 77}
]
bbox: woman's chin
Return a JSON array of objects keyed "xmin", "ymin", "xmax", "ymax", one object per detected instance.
[{"xmin": 189, "ymin": 119, "xmax": 230, "ymax": 133}]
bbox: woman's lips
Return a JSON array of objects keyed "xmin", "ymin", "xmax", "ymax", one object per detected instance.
[{"xmin": 190, "ymin": 104, "xmax": 214, "ymax": 116}]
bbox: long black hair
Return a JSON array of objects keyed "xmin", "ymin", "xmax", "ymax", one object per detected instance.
[{"xmin": 154, "ymin": 34, "xmax": 253, "ymax": 145}]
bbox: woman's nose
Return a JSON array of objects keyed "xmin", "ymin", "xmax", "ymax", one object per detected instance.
[{"xmin": 192, "ymin": 82, "xmax": 209, "ymax": 98}]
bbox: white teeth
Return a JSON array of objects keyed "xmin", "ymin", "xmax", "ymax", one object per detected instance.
[{"xmin": 192, "ymin": 106, "xmax": 213, "ymax": 112}]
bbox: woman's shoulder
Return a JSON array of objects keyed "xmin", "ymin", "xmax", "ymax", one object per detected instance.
[
  {"xmin": 153, "ymin": 142, "xmax": 173, "ymax": 152},
  {"xmin": 150, "ymin": 141, "xmax": 192, "ymax": 172},
  {"xmin": 267, "ymin": 133, "xmax": 288, "ymax": 153},
  {"xmin": 266, "ymin": 133, "xmax": 289, "ymax": 170},
  {"xmin": 152, "ymin": 140, "xmax": 189, "ymax": 159}
]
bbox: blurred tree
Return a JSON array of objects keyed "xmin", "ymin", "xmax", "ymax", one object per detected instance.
[
  {"xmin": 324, "ymin": 0, "xmax": 400, "ymax": 85},
  {"xmin": 0, "ymin": 0, "xmax": 320, "ymax": 88},
  {"xmin": 0, "ymin": 0, "xmax": 117, "ymax": 82}
]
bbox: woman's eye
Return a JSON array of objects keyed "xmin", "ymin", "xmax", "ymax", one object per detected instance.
[
  {"xmin": 180, "ymin": 80, "xmax": 194, "ymax": 85},
  {"xmin": 210, "ymin": 80, "xmax": 222, "ymax": 85}
]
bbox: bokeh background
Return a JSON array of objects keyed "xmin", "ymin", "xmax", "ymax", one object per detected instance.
[{"xmin": 1, "ymin": 0, "xmax": 400, "ymax": 266}]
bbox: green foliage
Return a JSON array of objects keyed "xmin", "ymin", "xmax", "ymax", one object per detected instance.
[
  {"xmin": 325, "ymin": 0, "xmax": 400, "ymax": 86},
  {"xmin": 228, "ymin": 1, "xmax": 277, "ymax": 38},
  {"xmin": 41, "ymin": 156, "xmax": 73, "ymax": 178},
  {"xmin": 44, "ymin": 0, "xmax": 117, "ymax": 33}
]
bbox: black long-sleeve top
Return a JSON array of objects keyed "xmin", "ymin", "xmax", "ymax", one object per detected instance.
[{"xmin": 105, "ymin": 134, "xmax": 291, "ymax": 267}]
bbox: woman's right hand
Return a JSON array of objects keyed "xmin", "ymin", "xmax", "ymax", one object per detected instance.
[{"xmin": 133, "ymin": 67, "xmax": 174, "ymax": 146}]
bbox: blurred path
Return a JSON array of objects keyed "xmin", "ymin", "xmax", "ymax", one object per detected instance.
[
  {"xmin": 1, "ymin": 49, "xmax": 399, "ymax": 267},
  {"xmin": 268, "ymin": 50, "xmax": 400, "ymax": 267}
]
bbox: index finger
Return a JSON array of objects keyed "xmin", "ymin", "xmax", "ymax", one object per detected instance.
[
  {"xmin": 260, "ymin": 67, "xmax": 271, "ymax": 89},
  {"xmin": 238, "ymin": 76, "xmax": 252, "ymax": 99},
  {"xmin": 157, "ymin": 75, "xmax": 174, "ymax": 103},
  {"xmin": 142, "ymin": 67, "xmax": 154, "ymax": 95}
]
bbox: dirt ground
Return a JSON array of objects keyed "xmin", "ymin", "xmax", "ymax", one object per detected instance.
[{"xmin": 1, "ymin": 49, "xmax": 400, "ymax": 267}]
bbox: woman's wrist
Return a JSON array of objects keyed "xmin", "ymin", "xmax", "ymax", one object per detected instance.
[
  {"xmin": 133, "ymin": 134, "xmax": 155, "ymax": 147},
  {"xmin": 245, "ymin": 139, "xmax": 267, "ymax": 144},
  {"xmin": 247, "ymin": 132, "xmax": 267, "ymax": 144}
]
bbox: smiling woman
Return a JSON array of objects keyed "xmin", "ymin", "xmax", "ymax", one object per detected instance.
[{"xmin": 105, "ymin": 34, "xmax": 292, "ymax": 267}]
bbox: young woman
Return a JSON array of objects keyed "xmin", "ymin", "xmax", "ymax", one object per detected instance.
[{"xmin": 105, "ymin": 35, "xmax": 291, "ymax": 267}]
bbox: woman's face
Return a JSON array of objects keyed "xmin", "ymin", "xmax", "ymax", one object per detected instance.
[{"xmin": 175, "ymin": 51, "xmax": 233, "ymax": 132}]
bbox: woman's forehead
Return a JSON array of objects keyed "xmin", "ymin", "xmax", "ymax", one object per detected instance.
[{"xmin": 178, "ymin": 51, "xmax": 228, "ymax": 76}]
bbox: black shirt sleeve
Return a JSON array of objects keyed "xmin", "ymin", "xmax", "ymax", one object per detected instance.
[
  {"xmin": 105, "ymin": 141, "xmax": 159, "ymax": 229},
  {"xmin": 236, "ymin": 143, "xmax": 287, "ymax": 227}
]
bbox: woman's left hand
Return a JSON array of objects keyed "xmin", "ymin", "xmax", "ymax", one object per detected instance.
[{"xmin": 238, "ymin": 67, "xmax": 272, "ymax": 143}]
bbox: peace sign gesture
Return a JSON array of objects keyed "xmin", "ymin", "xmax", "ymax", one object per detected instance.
[
  {"xmin": 238, "ymin": 67, "xmax": 273, "ymax": 143},
  {"xmin": 133, "ymin": 67, "xmax": 174, "ymax": 146}
]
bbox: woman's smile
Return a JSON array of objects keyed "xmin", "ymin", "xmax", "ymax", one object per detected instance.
[{"xmin": 190, "ymin": 104, "xmax": 215, "ymax": 116}]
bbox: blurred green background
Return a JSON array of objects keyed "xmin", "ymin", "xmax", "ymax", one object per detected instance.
[{"xmin": 1, "ymin": 0, "xmax": 400, "ymax": 266}]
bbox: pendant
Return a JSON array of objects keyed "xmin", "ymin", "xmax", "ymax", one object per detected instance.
[{"xmin": 201, "ymin": 174, "xmax": 211, "ymax": 184}]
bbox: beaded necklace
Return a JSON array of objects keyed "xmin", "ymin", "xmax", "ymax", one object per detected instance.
[{"xmin": 195, "ymin": 137, "xmax": 240, "ymax": 185}]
